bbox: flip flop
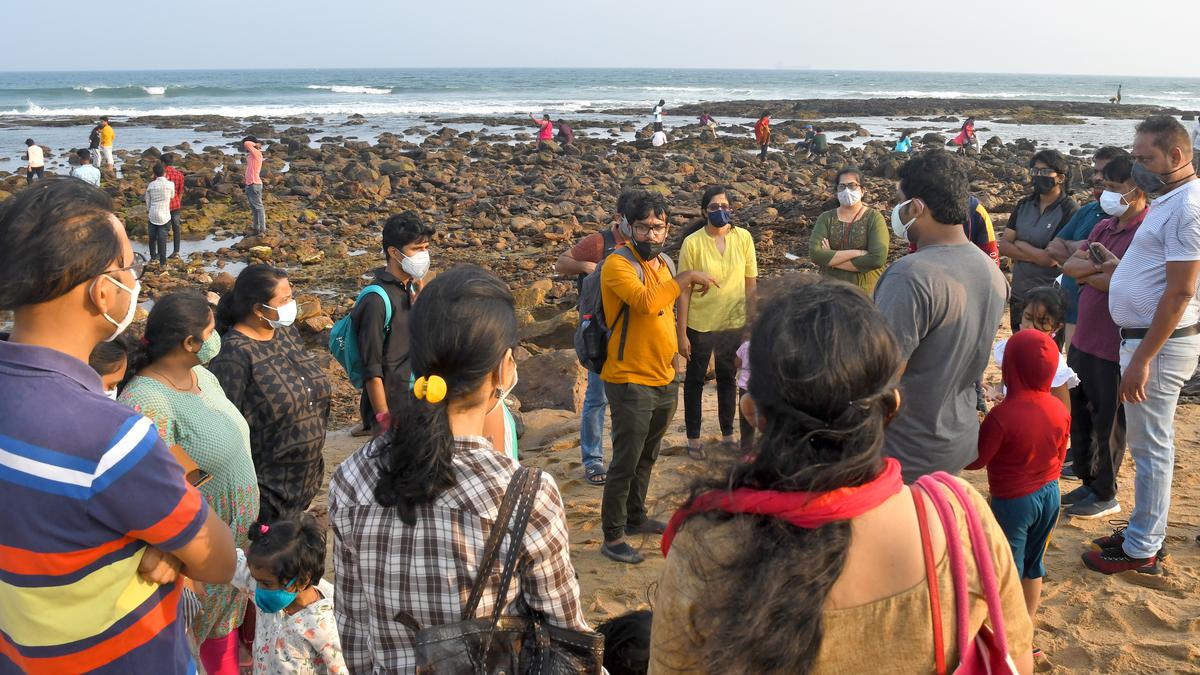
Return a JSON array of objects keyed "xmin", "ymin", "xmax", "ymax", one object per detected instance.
[{"xmin": 585, "ymin": 469, "xmax": 607, "ymax": 486}]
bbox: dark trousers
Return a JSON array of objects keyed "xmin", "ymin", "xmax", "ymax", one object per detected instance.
[
  {"xmin": 26, "ymin": 166, "xmax": 44, "ymax": 184},
  {"xmin": 148, "ymin": 221, "xmax": 168, "ymax": 264},
  {"xmin": 169, "ymin": 210, "xmax": 182, "ymax": 255},
  {"xmin": 758, "ymin": 144, "xmax": 768, "ymax": 160},
  {"xmin": 602, "ymin": 381, "xmax": 677, "ymax": 541},
  {"xmin": 1068, "ymin": 347, "xmax": 1127, "ymax": 501},
  {"xmin": 684, "ymin": 327, "xmax": 740, "ymax": 440},
  {"xmin": 738, "ymin": 387, "xmax": 755, "ymax": 453}
]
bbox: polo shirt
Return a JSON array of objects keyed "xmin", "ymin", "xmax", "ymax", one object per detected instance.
[
  {"xmin": 70, "ymin": 164, "xmax": 102, "ymax": 186},
  {"xmin": 0, "ymin": 340, "xmax": 208, "ymax": 674},
  {"xmin": 1109, "ymin": 180, "xmax": 1200, "ymax": 329},
  {"xmin": 1007, "ymin": 194, "xmax": 1079, "ymax": 302},
  {"xmin": 679, "ymin": 226, "xmax": 758, "ymax": 333},
  {"xmin": 1073, "ymin": 211, "xmax": 1145, "ymax": 362},
  {"xmin": 1055, "ymin": 201, "xmax": 1106, "ymax": 323}
]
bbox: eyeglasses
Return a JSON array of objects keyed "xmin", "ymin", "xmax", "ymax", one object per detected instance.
[
  {"xmin": 632, "ymin": 224, "xmax": 670, "ymax": 237},
  {"xmin": 837, "ymin": 182, "xmax": 861, "ymax": 191},
  {"xmin": 103, "ymin": 252, "xmax": 147, "ymax": 281},
  {"xmin": 1029, "ymin": 168, "xmax": 1058, "ymax": 177},
  {"xmin": 706, "ymin": 203, "xmax": 732, "ymax": 212}
]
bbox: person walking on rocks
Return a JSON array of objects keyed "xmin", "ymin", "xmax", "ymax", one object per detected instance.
[
  {"xmin": 652, "ymin": 99, "xmax": 665, "ymax": 126},
  {"xmin": 144, "ymin": 163, "xmax": 175, "ymax": 266},
  {"xmin": 163, "ymin": 154, "xmax": 186, "ymax": 258},
  {"xmin": 23, "ymin": 138, "xmax": 44, "ymax": 184},
  {"xmin": 677, "ymin": 185, "xmax": 758, "ymax": 460},
  {"xmin": 1083, "ymin": 116, "xmax": 1200, "ymax": 575},
  {"xmin": 529, "ymin": 113, "xmax": 554, "ymax": 143},
  {"xmin": 555, "ymin": 191, "xmax": 633, "ymax": 486},
  {"xmin": 243, "ymin": 136, "xmax": 266, "ymax": 234},
  {"xmin": 754, "ymin": 111, "xmax": 771, "ymax": 161},
  {"xmin": 808, "ymin": 166, "xmax": 890, "ymax": 296},
  {"xmin": 88, "ymin": 121, "xmax": 103, "ymax": 167},
  {"xmin": 70, "ymin": 148, "xmax": 101, "ymax": 186},
  {"xmin": 875, "ymin": 151, "xmax": 1008, "ymax": 482},
  {"xmin": 599, "ymin": 190, "xmax": 718, "ymax": 564},
  {"xmin": 98, "ymin": 116, "xmax": 115, "ymax": 170}
]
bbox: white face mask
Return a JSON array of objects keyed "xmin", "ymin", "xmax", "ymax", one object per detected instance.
[
  {"xmin": 1099, "ymin": 189, "xmax": 1134, "ymax": 217},
  {"xmin": 890, "ymin": 199, "xmax": 918, "ymax": 240},
  {"xmin": 398, "ymin": 249, "xmax": 431, "ymax": 280},
  {"xmin": 262, "ymin": 300, "xmax": 297, "ymax": 328},
  {"xmin": 104, "ymin": 388, "xmax": 119, "ymax": 401},
  {"xmin": 95, "ymin": 275, "xmax": 140, "ymax": 342},
  {"xmin": 837, "ymin": 188, "xmax": 863, "ymax": 207},
  {"xmin": 489, "ymin": 351, "xmax": 519, "ymax": 415}
]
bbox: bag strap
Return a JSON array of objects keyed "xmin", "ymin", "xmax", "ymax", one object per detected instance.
[
  {"xmin": 461, "ymin": 466, "xmax": 533, "ymax": 620},
  {"xmin": 356, "ymin": 285, "xmax": 393, "ymax": 335},
  {"xmin": 486, "ymin": 467, "xmax": 541, "ymax": 628},
  {"xmin": 912, "ymin": 486, "xmax": 946, "ymax": 675},
  {"xmin": 600, "ymin": 228, "xmax": 617, "ymax": 259},
  {"xmin": 914, "ymin": 475, "xmax": 970, "ymax": 666},
  {"xmin": 610, "ymin": 247, "xmax": 675, "ymax": 361}
]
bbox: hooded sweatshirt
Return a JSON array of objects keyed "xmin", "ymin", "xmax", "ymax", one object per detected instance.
[{"xmin": 968, "ymin": 329, "xmax": 1070, "ymax": 499}]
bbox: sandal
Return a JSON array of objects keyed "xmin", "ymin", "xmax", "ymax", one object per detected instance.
[
  {"xmin": 687, "ymin": 444, "xmax": 706, "ymax": 460},
  {"xmin": 585, "ymin": 468, "xmax": 607, "ymax": 486}
]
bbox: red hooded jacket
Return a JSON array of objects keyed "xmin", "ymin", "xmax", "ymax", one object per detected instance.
[{"xmin": 968, "ymin": 330, "xmax": 1070, "ymax": 499}]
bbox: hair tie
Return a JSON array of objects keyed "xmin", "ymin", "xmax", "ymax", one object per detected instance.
[
  {"xmin": 413, "ymin": 375, "xmax": 447, "ymax": 404},
  {"xmin": 259, "ymin": 524, "xmax": 269, "ymax": 535}
]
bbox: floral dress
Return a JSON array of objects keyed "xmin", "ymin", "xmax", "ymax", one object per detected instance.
[{"xmin": 119, "ymin": 367, "xmax": 260, "ymax": 649}]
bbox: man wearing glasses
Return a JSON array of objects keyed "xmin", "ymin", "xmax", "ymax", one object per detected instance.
[{"xmin": 597, "ymin": 190, "xmax": 717, "ymax": 564}]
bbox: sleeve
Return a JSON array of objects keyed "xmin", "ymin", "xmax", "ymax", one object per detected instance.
[
  {"xmin": 119, "ymin": 381, "xmax": 176, "ymax": 445},
  {"xmin": 649, "ymin": 529, "xmax": 707, "ymax": 674},
  {"xmin": 678, "ymin": 235, "xmax": 696, "ymax": 273},
  {"xmin": 1054, "ymin": 354, "xmax": 1080, "ymax": 389},
  {"xmin": 742, "ymin": 230, "xmax": 758, "ymax": 278},
  {"xmin": 566, "ymin": 232, "xmax": 604, "ymax": 264},
  {"xmin": 165, "ymin": 181, "xmax": 175, "ymax": 201},
  {"xmin": 852, "ymin": 210, "xmax": 889, "ymax": 271},
  {"xmin": 964, "ymin": 482, "xmax": 1034, "ymax": 662},
  {"xmin": 808, "ymin": 213, "xmax": 835, "ymax": 267},
  {"xmin": 873, "ymin": 268, "xmax": 930, "ymax": 361},
  {"xmin": 207, "ymin": 347, "xmax": 250, "ymax": 412},
  {"xmin": 304, "ymin": 604, "xmax": 350, "ymax": 675},
  {"xmin": 974, "ymin": 204, "xmax": 1001, "ymax": 265},
  {"xmin": 1005, "ymin": 202, "xmax": 1024, "ymax": 240},
  {"xmin": 84, "ymin": 413, "xmax": 209, "ymax": 553},
  {"xmin": 1165, "ymin": 204, "xmax": 1200, "ymax": 262},
  {"xmin": 519, "ymin": 473, "xmax": 591, "ymax": 632},
  {"xmin": 354, "ymin": 293, "xmax": 387, "ymax": 381},
  {"xmin": 967, "ymin": 410, "xmax": 1003, "ymax": 470},
  {"xmin": 330, "ymin": 479, "xmax": 372, "ymax": 674},
  {"xmin": 602, "ymin": 254, "xmax": 681, "ymax": 316},
  {"xmin": 230, "ymin": 548, "xmax": 257, "ymax": 594}
]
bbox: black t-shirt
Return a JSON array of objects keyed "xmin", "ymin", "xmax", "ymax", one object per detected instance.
[{"xmin": 352, "ymin": 268, "xmax": 416, "ymax": 413}]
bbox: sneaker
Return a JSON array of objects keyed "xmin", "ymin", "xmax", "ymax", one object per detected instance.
[
  {"xmin": 1081, "ymin": 547, "xmax": 1161, "ymax": 575},
  {"xmin": 1066, "ymin": 495, "xmax": 1120, "ymax": 519},
  {"xmin": 1060, "ymin": 463, "xmax": 1079, "ymax": 480},
  {"xmin": 627, "ymin": 518, "xmax": 667, "ymax": 535},
  {"xmin": 1091, "ymin": 522, "xmax": 1166, "ymax": 560},
  {"xmin": 600, "ymin": 541, "xmax": 644, "ymax": 565},
  {"xmin": 1061, "ymin": 485, "xmax": 1093, "ymax": 506}
]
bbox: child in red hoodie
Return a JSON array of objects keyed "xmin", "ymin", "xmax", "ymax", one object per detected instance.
[{"xmin": 968, "ymin": 329, "xmax": 1069, "ymax": 652}]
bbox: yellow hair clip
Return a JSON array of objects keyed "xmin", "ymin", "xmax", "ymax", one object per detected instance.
[{"xmin": 413, "ymin": 375, "xmax": 447, "ymax": 404}]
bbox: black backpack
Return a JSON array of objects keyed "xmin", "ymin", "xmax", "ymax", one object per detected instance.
[{"xmin": 573, "ymin": 246, "xmax": 676, "ymax": 374}]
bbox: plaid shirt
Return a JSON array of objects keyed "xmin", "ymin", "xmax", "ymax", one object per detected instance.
[
  {"xmin": 164, "ymin": 166, "xmax": 185, "ymax": 211},
  {"xmin": 144, "ymin": 176, "xmax": 175, "ymax": 226},
  {"xmin": 329, "ymin": 436, "xmax": 589, "ymax": 674}
]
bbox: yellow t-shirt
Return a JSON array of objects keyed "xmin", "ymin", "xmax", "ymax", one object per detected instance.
[
  {"xmin": 100, "ymin": 124, "xmax": 115, "ymax": 147},
  {"xmin": 678, "ymin": 226, "xmax": 758, "ymax": 333},
  {"xmin": 599, "ymin": 250, "xmax": 681, "ymax": 387}
]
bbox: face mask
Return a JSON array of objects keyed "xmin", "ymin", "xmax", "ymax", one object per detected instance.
[
  {"xmin": 196, "ymin": 332, "xmax": 221, "ymax": 365},
  {"xmin": 837, "ymin": 188, "xmax": 863, "ymax": 207},
  {"xmin": 890, "ymin": 200, "xmax": 917, "ymax": 240},
  {"xmin": 490, "ymin": 354, "xmax": 519, "ymax": 415},
  {"xmin": 262, "ymin": 300, "xmax": 297, "ymax": 328},
  {"xmin": 1032, "ymin": 176, "xmax": 1057, "ymax": 194},
  {"xmin": 95, "ymin": 275, "xmax": 140, "ymax": 342},
  {"xmin": 1131, "ymin": 160, "xmax": 1194, "ymax": 195},
  {"xmin": 618, "ymin": 215, "xmax": 631, "ymax": 239},
  {"xmin": 397, "ymin": 249, "xmax": 431, "ymax": 280},
  {"xmin": 1099, "ymin": 189, "xmax": 1132, "ymax": 217},
  {"xmin": 632, "ymin": 239, "xmax": 663, "ymax": 261},
  {"xmin": 707, "ymin": 209, "xmax": 732, "ymax": 227},
  {"xmin": 254, "ymin": 579, "xmax": 298, "ymax": 614},
  {"xmin": 104, "ymin": 388, "xmax": 119, "ymax": 401}
]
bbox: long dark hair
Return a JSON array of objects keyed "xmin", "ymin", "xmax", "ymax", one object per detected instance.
[
  {"xmin": 682, "ymin": 184, "xmax": 728, "ymax": 239},
  {"xmin": 1021, "ymin": 285, "xmax": 1067, "ymax": 351},
  {"xmin": 215, "ymin": 264, "xmax": 288, "ymax": 334},
  {"xmin": 246, "ymin": 512, "xmax": 326, "ymax": 588},
  {"xmin": 672, "ymin": 277, "xmax": 901, "ymax": 673},
  {"xmin": 128, "ymin": 292, "xmax": 212, "ymax": 377},
  {"xmin": 372, "ymin": 265, "xmax": 518, "ymax": 525}
]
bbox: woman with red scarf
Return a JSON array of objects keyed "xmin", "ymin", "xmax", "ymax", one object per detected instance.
[{"xmin": 650, "ymin": 277, "xmax": 1033, "ymax": 674}]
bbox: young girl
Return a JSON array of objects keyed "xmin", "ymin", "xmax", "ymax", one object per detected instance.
[
  {"xmin": 990, "ymin": 285, "xmax": 1078, "ymax": 409},
  {"xmin": 234, "ymin": 513, "xmax": 347, "ymax": 674},
  {"xmin": 87, "ymin": 337, "xmax": 128, "ymax": 399}
]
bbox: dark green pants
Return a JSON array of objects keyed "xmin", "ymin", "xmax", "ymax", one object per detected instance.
[{"xmin": 602, "ymin": 381, "xmax": 678, "ymax": 541}]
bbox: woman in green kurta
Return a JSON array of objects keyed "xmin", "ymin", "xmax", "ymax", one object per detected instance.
[
  {"xmin": 118, "ymin": 292, "xmax": 259, "ymax": 674},
  {"xmin": 808, "ymin": 166, "xmax": 890, "ymax": 295}
]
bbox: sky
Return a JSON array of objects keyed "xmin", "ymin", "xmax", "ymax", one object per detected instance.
[{"xmin": 5, "ymin": 0, "xmax": 1195, "ymax": 77}]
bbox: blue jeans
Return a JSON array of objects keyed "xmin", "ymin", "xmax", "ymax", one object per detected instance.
[
  {"xmin": 1119, "ymin": 334, "xmax": 1200, "ymax": 558},
  {"xmin": 245, "ymin": 183, "xmax": 265, "ymax": 233},
  {"xmin": 580, "ymin": 370, "xmax": 608, "ymax": 473}
]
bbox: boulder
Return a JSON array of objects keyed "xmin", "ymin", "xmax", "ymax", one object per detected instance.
[{"xmin": 511, "ymin": 349, "xmax": 586, "ymax": 412}]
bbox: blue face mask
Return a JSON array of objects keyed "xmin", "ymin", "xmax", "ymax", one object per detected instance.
[
  {"xmin": 707, "ymin": 209, "xmax": 733, "ymax": 227},
  {"xmin": 254, "ymin": 577, "xmax": 298, "ymax": 614}
]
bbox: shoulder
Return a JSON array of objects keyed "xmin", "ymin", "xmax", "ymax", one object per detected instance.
[
  {"xmin": 194, "ymin": 366, "xmax": 223, "ymax": 389},
  {"xmin": 120, "ymin": 376, "xmax": 171, "ymax": 410},
  {"xmin": 815, "ymin": 209, "xmax": 836, "ymax": 224},
  {"xmin": 863, "ymin": 208, "xmax": 886, "ymax": 225},
  {"xmin": 733, "ymin": 226, "xmax": 756, "ymax": 245},
  {"xmin": 330, "ymin": 439, "xmax": 384, "ymax": 507}
]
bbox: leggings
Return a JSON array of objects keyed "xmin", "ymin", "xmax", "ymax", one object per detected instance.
[{"xmin": 198, "ymin": 629, "xmax": 239, "ymax": 675}]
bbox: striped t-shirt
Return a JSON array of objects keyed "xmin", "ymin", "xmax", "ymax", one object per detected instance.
[
  {"xmin": 1109, "ymin": 179, "xmax": 1200, "ymax": 329},
  {"xmin": 0, "ymin": 340, "xmax": 209, "ymax": 674}
]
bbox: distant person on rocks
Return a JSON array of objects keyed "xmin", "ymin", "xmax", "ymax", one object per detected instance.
[
  {"xmin": 651, "ymin": 127, "xmax": 668, "ymax": 147},
  {"xmin": 144, "ymin": 163, "xmax": 175, "ymax": 266},
  {"xmin": 652, "ymin": 99, "xmax": 665, "ymax": 125},
  {"xmin": 796, "ymin": 123, "xmax": 815, "ymax": 152},
  {"xmin": 70, "ymin": 148, "xmax": 101, "ymax": 186},
  {"xmin": 1110, "ymin": 84, "xmax": 1122, "ymax": 104},
  {"xmin": 754, "ymin": 111, "xmax": 771, "ymax": 161},
  {"xmin": 894, "ymin": 130, "xmax": 913, "ymax": 153},
  {"xmin": 875, "ymin": 150, "xmax": 1008, "ymax": 482},
  {"xmin": 23, "ymin": 138, "xmax": 44, "ymax": 184},
  {"xmin": 677, "ymin": 185, "xmax": 758, "ymax": 460},
  {"xmin": 243, "ymin": 136, "xmax": 266, "ymax": 234},
  {"xmin": 1083, "ymin": 116, "xmax": 1200, "ymax": 575},
  {"xmin": 808, "ymin": 166, "xmax": 890, "ymax": 295},
  {"xmin": 162, "ymin": 154, "xmax": 186, "ymax": 258},
  {"xmin": 554, "ymin": 191, "xmax": 633, "ymax": 486},
  {"xmin": 698, "ymin": 112, "xmax": 717, "ymax": 139},
  {"xmin": 556, "ymin": 119, "xmax": 574, "ymax": 145},
  {"xmin": 998, "ymin": 149, "xmax": 1079, "ymax": 331},
  {"xmin": 598, "ymin": 190, "xmax": 717, "ymax": 564},
  {"xmin": 88, "ymin": 121, "xmax": 103, "ymax": 164},
  {"xmin": 529, "ymin": 113, "xmax": 554, "ymax": 143},
  {"xmin": 953, "ymin": 117, "xmax": 978, "ymax": 154},
  {"xmin": 811, "ymin": 127, "xmax": 829, "ymax": 156},
  {"xmin": 1060, "ymin": 155, "xmax": 1148, "ymax": 521},
  {"xmin": 98, "ymin": 116, "xmax": 115, "ymax": 169}
]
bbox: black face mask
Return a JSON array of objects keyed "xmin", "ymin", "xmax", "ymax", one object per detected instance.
[
  {"xmin": 632, "ymin": 239, "xmax": 663, "ymax": 261},
  {"xmin": 1032, "ymin": 176, "xmax": 1057, "ymax": 194},
  {"xmin": 1131, "ymin": 160, "xmax": 1196, "ymax": 195}
]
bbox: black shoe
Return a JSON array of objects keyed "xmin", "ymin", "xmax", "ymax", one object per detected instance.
[
  {"xmin": 1066, "ymin": 495, "xmax": 1120, "ymax": 519},
  {"xmin": 600, "ymin": 541, "xmax": 644, "ymax": 564},
  {"xmin": 1061, "ymin": 485, "xmax": 1093, "ymax": 506},
  {"xmin": 1060, "ymin": 463, "xmax": 1079, "ymax": 480},
  {"xmin": 627, "ymin": 518, "xmax": 667, "ymax": 535},
  {"xmin": 1091, "ymin": 522, "xmax": 1166, "ymax": 560}
]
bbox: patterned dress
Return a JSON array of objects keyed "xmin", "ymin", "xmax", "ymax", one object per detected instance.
[
  {"xmin": 209, "ymin": 325, "xmax": 332, "ymax": 523},
  {"xmin": 119, "ymin": 367, "xmax": 260, "ymax": 649}
]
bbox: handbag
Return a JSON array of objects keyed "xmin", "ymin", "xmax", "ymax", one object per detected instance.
[
  {"xmin": 913, "ymin": 473, "xmax": 1020, "ymax": 675},
  {"xmin": 405, "ymin": 466, "xmax": 605, "ymax": 675}
]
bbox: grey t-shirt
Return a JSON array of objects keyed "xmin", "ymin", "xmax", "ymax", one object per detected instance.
[
  {"xmin": 1007, "ymin": 194, "xmax": 1078, "ymax": 301},
  {"xmin": 874, "ymin": 242, "xmax": 1009, "ymax": 482}
]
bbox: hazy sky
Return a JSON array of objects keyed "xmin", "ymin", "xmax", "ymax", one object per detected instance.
[{"xmin": 5, "ymin": 0, "xmax": 1194, "ymax": 77}]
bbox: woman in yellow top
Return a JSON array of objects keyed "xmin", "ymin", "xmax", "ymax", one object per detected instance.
[
  {"xmin": 808, "ymin": 166, "xmax": 890, "ymax": 295},
  {"xmin": 676, "ymin": 185, "xmax": 758, "ymax": 460}
]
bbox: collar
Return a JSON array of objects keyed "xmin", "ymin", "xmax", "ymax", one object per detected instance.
[
  {"xmin": 1151, "ymin": 177, "xmax": 1200, "ymax": 205},
  {"xmin": 375, "ymin": 267, "xmax": 418, "ymax": 295},
  {"xmin": 0, "ymin": 339, "xmax": 104, "ymax": 394}
]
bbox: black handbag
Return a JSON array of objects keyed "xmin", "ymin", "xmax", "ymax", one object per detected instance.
[{"xmin": 401, "ymin": 466, "xmax": 605, "ymax": 675}]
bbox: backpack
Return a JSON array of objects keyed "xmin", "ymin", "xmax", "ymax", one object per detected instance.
[
  {"xmin": 574, "ymin": 246, "xmax": 675, "ymax": 374},
  {"xmin": 328, "ymin": 285, "xmax": 393, "ymax": 389},
  {"xmin": 574, "ymin": 229, "xmax": 618, "ymax": 296}
]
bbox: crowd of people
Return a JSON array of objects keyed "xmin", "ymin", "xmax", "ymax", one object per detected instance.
[{"xmin": 1, "ymin": 112, "xmax": 1198, "ymax": 674}]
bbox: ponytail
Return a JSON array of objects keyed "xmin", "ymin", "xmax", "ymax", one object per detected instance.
[
  {"xmin": 371, "ymin": 395, "xmax": 457, "ymax": 526},
  {"xmin": 126, "ymin": 291, "xmax": 211, "ymax": 379}
]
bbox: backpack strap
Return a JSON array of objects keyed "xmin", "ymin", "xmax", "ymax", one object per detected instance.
[
  {"xmin": 356, "ymin": 285, "xmax": 393, "ymax": 335},
  {"xmin": 913, "ymin": 486, "xmax": 946, "ymax": 675},
  {"xmin": 610, "ymin": 248, "xmax": 645, "ymax": 362},
  {"xmin": 914, "ymin": 475, "xmax": 970, "ymax": 666},
  {"xmin": 600, "ymin": 228, "xmax": 618, "ymax": 259}
]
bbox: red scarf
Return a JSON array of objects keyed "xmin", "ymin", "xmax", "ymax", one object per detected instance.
[{"xmin": 661, "ymin": 457, "xmax": 903, "ymax": 555}]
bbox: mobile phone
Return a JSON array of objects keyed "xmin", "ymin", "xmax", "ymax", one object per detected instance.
[
  {"xmin": 1087, "ymin": 243, "xmax": 1106, "ymax": 265},
  {"xmin": 784, "ymin": 252, "xmax": 801, "ymax": 262},
  {"xmin": 187, "ymin": 468, "xmax": 213, "ymax": 488}
]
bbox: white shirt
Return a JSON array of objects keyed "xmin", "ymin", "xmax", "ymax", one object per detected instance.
[
  {"xmin": 144, "ymin": 176, "xmax": 176, "ymax": 226},
  {"xmin": 653, "ymin": 104, "xmax": 663, "ymax": 123},
  {"xmin": 994, "ymin": 339, "xmax": 1079, "ymax": 390},
  {"xmin": 652, "ymin": 130, "xmax": 667, "ymax": 147},
  {"xmin": 70, "ymin": 164, "xmax": 101, "ymax": 186},
  {"xmin": 1109, "ymin": 180, "xmax": 1200, "ymax": 329},
  {"xmin": 26, "ymin": 145, "xmax": 43, "ymax": 168}
]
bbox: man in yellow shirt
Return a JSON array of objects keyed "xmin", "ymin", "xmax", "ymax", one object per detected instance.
[
  {"xmin": 98, "ymin": 116, "xmax": 115, "ymax": 170},
  {"xmin": 599, "ymin": 190, "xmax": 717, "ymax": 564}
]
